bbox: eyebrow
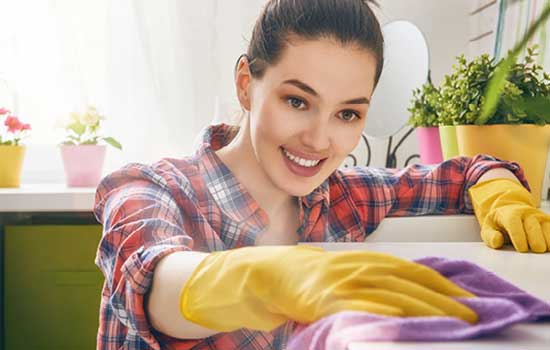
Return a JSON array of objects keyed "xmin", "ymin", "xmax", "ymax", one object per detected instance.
[{"xmin": 281, "ymin": 79, "xmax": 370, "ymax": 105}]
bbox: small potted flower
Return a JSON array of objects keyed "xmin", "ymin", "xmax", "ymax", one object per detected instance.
[
  {"xmin": 0, "ymin": 108, "xmax": 32, "ymax": 187},
  {"xmin": 57, "ymin": 105, "xmax": 122, "ymax": 187},
  {"xmin": 407, "ymin": 81, "xmax": 444, "ymax": 164}
]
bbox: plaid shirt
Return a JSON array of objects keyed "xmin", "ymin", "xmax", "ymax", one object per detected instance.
[{"xmin": 93, "ymin": 123, "xmax": 528, "ymax": 350}]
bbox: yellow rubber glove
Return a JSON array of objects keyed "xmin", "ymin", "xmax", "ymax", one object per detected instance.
[
  {"xmin": 179, "ymin": 245, "xmax": 478, "ymax": 332},
  {"xmin": 469, "ymin": 178, "xmax": 550, "ymax": 253}
]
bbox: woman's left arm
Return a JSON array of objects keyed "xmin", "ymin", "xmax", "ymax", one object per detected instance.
[
  {"xmin": 341, "ymin": 154, "xmax": 548, "ymax": 252},
  {"xmin": 385, "ymin": 154, "xmax": 549, "ymax": 253},
  {"xmin": 337, "ymin": 154, "xmax": 525, "ymax": 234},
  {"xmin": 385, "ymin": 154, "xmax": 530, "ymax": 217},
  {"xmin": 474, "ymin": 167, "xmax": 520, "ymax": 184}
]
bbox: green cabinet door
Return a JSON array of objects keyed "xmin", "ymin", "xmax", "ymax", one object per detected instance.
[{"xmin": 4, "ymin": 225, "xmax": 104, "ymax": 350}]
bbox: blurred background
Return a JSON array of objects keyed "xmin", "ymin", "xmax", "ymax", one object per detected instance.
[{"xmin": 0, "ymin": 0, "xmax": 548, "ymax": 187}]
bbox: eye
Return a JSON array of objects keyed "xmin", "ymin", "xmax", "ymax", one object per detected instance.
[
  {"xmin": 286, "ymin": 96, "xmax": 307, "ymax": 110},
  {"xmin": 339, "ymin": 110, "xmax": 361, "ymax": 122}
]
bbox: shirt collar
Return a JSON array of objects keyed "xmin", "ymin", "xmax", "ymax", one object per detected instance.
[
  {"xmin": 194, "ymin": 124, "xmax": 331, "ymax": 220},
  {"xmin": 302, "ymin": 179, "xmax": 330, "ymax": 208}
]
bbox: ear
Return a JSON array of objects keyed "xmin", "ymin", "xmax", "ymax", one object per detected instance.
[{"xmin": 234, "ymin": 55, "xmax": 252, "ymax": 111}]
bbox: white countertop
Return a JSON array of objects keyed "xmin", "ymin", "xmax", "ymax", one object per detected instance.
[{"xmin": 302, "ymin": 242, "xmax": 550, "ymax": 350}]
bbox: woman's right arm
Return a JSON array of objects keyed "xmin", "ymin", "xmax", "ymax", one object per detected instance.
[
  {"xmin": 94, "ymin": 160, "xmax": 221, "ymax": 348},
  {"xmin": 146, "ymin": 251, "xmax": 219, "ymax": 339}
]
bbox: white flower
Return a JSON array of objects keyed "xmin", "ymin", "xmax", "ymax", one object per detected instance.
[
  {"xmin": 55, "ymin": 112, "xmax": 79, "ymax": 129},
  {"xmin": 80, "ymin": 110, "xmax": 101, "ymax": 127},
  {"xmin": 70, "ymin": 112, "xmax": 81, "ymax": 123}
]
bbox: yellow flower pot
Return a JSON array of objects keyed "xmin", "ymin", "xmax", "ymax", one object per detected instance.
[
  {"xmin": 0, "ymin": 145, "xmax": 26, "ymax": 187},
  {"xmin": 456, "ymin": 124, "xmax": 550, "ymax": 207}
]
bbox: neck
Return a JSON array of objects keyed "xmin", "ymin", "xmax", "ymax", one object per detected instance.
[{"xmin": 215, "ymin": 118, "xmax": 296, "ymax": 217}]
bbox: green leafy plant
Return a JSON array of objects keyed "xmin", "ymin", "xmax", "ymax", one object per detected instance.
[
  {"xmin": 408, "ymin": 4, "xmax": 550, "ymax": 127},
  {"xmin": 412, "ymin": 47, "xmax": 550, "ymax": 126},
  {"xmin": 438, "ymin": 54, "xmax": 496, "ymax": 125},
  {"xmin": 479, "ymin": 4, "xmax": 550, "ymax": 125},
  {"xmin": 407, "ymin": 81, "xmax": 442, "ymax": 127},
  {"xmin": 490, "ymin": 46, "xmax": 550, "ymax": 124},
  {"xmin": 57, "ymin": 105, "xmax": 122, "ymax": 150}
]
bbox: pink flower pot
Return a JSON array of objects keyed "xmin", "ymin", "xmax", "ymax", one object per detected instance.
[
  {"xmin": 416, "ymin": 126, "xmax": 443, "ymax": 165},
  {"xmin": 60, "ymin": 145, "xmax": 106, "ymax": 187}
]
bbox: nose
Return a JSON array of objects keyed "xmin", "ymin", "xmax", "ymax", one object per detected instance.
[{"xmin": 300, "ymin": 118, "xmax": 331, "ymax": 152}]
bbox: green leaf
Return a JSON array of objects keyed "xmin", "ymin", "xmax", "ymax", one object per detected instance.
[
  {"xmin": 478, "ymin": 55, "xmax": 516, "ymax": 124},
  {"xmin": 67, "ymin": 135, "xmax": 80, "ymax": 142},
  {"xmin": 103, "ymin": 137, "xmax": 122, "ymax": 150},
  {"xmin": 80, "ymin": 139, "xmax": 97, "ymax": 145},
  {"xmin": 67, "ymin": 121, "xmax": 86, "ymax": 136},
  {"xmin": 515, "ymin": 96, "xmax": 550, "ymax": 123}
]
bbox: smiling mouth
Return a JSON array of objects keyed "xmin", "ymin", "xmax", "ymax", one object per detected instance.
[
  {"xmin": 280, "ymin": 147, "xmax": 327, "ymax": 177},
  {"xmin": 282, "ymin": 148, "xmax": 323, "ymax": 167}
]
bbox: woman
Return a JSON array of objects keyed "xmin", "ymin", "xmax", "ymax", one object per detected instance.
[{"xmin": 93, "ymin": 0, "xmax": 550, "ymax": 349}]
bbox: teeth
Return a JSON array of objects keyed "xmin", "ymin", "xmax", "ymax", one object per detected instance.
[{"xmin": 283, "ymin": 148, "xmax": 321, "ymax": 168}]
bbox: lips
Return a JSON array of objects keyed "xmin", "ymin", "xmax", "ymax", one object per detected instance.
[
  {"xmin": 280, "ymin": 147, "xmax": 327, "ymax": 178},
  {"xmin": 282, "ymin": 146, "xmax": 326, "ymax": 161}
]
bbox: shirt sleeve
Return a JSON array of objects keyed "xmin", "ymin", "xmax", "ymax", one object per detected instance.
[
  {"xmin": 93, "ymin": 160, "xmax": 199, "ymax": 349},
  {"xmin": 387, "ymin": 154, "xmax": 530, "ymax": 216}
]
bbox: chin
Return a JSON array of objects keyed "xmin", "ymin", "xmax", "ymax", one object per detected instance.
[{"xmin": 276, "ymin": 178, "xmax": 322, "ymax": 197}]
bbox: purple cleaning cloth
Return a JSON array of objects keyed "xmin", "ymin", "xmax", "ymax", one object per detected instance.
[{"xmin": 286, "ymin": 257, "xmax": 550, "ymax": 350}]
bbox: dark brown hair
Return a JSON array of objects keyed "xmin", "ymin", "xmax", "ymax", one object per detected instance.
[{"xmin": 241, "ymin": 0, "xmax": 384, "ymax": 88}]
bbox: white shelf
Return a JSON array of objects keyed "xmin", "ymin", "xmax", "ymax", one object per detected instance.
[{"xmin": 0, "ymin": 184, "xmax": 96, "ymax": 212}]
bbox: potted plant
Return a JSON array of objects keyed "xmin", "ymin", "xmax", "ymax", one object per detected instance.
[
  {"xmin": 0, "ymin": 108, "xmax": 31, "ymax": 187},
  {"xmin": 407, "ymin": 81, "xmax": 444, "ymax": 164},
  {"xmin": 459, "ymin": 4, "xmax": 550, "ymax": 207},
  {"xmin": 57, "ymin": 105, "xmax": 122, "ymax": 187},
  {"xmin": 435, "ymin": 54, "xmax": 499, "ymax": 161},
  {"xmin": 451, "ymin": 47, "xmax": 550, "ymax": 206}
]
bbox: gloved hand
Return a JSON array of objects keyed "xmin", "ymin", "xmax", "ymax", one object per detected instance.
[
  {"xmin": 469, "ymin": 178, "xmax": 550, "ymax": 253},
  {"xmin": 179, "ymin": 245, "xmax": 478, "ymax": 332}
]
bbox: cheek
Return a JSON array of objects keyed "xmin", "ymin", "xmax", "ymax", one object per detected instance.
[
  {"xmin": 254, "ymin": 98, "xmax": 298, "ymax": 144},
  {"xmin": 331, "ymin": 126, "xmax": 363, "ymax": 157}
]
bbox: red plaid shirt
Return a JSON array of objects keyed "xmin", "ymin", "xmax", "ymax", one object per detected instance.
[{"xmin": 93, "ymin": 124, "xmax": 528, "ymax": 349}]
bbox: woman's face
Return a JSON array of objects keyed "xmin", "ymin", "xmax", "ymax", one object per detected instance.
[{"xmin": 237, "ymin": 37, "xmax": 378, "ymax": 197}]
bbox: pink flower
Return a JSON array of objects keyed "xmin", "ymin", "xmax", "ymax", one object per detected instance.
[
  {"xmin": 4, "ymin": 115, "xmax": 24, "ymax": 133},
  {"xmin": 0, "ymin": 107, "xmax": 10, "ymax": 115},
  {"xmin": 21, "ymin": 123, "xmax": 32, "ymax": 131}
]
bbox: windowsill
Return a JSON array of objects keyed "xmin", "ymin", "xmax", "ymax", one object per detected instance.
[{"xmin": 0, "ymin": 184, "xmax": 96, "ymax": 212}]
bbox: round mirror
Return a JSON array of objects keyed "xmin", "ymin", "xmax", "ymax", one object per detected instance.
[{"xmin": 364, "ymin": 20, "xmax": 430, "ymax": 139}]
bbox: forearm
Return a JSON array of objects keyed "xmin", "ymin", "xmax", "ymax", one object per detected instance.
[
  {"xmin": 475, "ymin": 168, "xmax": 520, "ymax": 184},
  {"xmin": 146, "ymin": 251, "xmax": 220, "ymax": 339}
]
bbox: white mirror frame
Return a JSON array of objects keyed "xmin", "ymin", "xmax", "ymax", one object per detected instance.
[{"xmin": 364, "ymin": 20, "xmax": 430, "ymax": 139}]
